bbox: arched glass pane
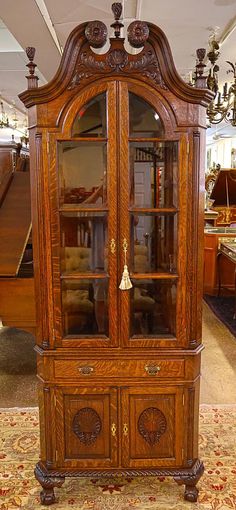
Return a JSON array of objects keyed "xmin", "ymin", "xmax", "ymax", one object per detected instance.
[
  {"xmin": 72, "ymin": 93, "xmax": 106, "ymax": 137},
  {"xmin": 129, "ymin": 92, "xmax": 164, "ymax": 137}
]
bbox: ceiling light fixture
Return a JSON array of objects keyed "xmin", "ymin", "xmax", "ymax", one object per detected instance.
[
  {"xmin": 0, "ymin": 100, "xmax": 9, "ymax": 128},
  {"xmin": 194, "ymin": 36, "xmax": 236, "ymax": 126}
]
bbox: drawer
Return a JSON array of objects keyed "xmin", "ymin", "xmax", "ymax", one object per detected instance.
[{"xmin": 54, "ymin": 358, "xmax": 185, "ymax": 379}]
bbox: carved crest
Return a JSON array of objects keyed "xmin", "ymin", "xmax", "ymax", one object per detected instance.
[
  {"xmin": 69, "ymin": 42, "xmax": 166, "ymax": 90},
  {"xmin": 73, "ymin": 407, "xmax": 102, "ymax": 445},
  {"xmin": 138, "ymin": 407, "xmax": 167, "ymax": 446},
  {"xmin": 67, "ymin": 3, "xmax": 166, "ymax": 91}
]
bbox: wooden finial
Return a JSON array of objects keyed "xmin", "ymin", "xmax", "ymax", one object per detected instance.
[
  {"xmin": 111, "ymin": 2, "xmax": 123, "ymax": 38},
  {"xmin": 195, "ymin": 48, "xmax": 207, "ymax": 89},
  {"xmin": 26, "ymin": 47, "xmax": 39, "ymax": 89}
]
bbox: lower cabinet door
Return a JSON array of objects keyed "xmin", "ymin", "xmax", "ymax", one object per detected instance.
[
  {"xmin": 121, "ymin": 385, "xmax": 184, "ymax": 468},
  {"xmin": 55, "ymin": 385, "xmax": 118, "ymax": 468}
]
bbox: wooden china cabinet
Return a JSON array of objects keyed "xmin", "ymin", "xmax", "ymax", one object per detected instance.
[{"xmin": 20, "ymin": 3, "xmax": 213, "ymax": 504}]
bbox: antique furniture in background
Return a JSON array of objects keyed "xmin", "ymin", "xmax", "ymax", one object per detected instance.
[
  {"xmin": 20, "ymin": 3, "xmax": 212, "ymax": 504},
  {"xmin": 209, "ymin": 168, "xmax": 236, "ymax": 226},
  {"xmin": 204, "ymin": 227, "xmax": 236, "ymax": 295},
  {"xmin": 204, "ymin": 209, "xmax": 218, "ymax": 227},
  {"xmin": 0, "ymin": 141, "xmax": 35, "ymax": 334},
  {"xmin": 218, "ymin": 239, "xmax": 236, "ymax": 312}
]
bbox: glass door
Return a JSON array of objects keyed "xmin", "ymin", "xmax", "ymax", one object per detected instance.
[
  {"xmin": 118, "ymin": 82, "xmax": 188, "ymax": 348},
  {"xmin": 50, "ymin": 83, "xmax": 118, "ymax": 347},
  {"xmin": 50, "ymin": 80, "xmax": 188, "ymax": 348}
]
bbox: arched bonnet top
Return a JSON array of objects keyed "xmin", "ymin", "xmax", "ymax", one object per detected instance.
[{"xmin": 19, "ymin": 2, "xmax": 213, "ymax": 109}]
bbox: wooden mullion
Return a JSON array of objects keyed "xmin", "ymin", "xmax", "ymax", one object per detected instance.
[
  {"xmin": 59, "ymin": 206, "xmax": 109, "ymax": 213},
  {"xmin": 129, "ymin": 137, "xmax": 180, "ymax": 142},
  {"xmin": 60, "ymin": 273, "xmax": 107, "ymax": 280},
  {"xmin": 107, "ymin": 81, "xmax": 119, "ymax": 346},
  {"xmin": 131, "ymin": 273, "xmax": 178, "ymax": 280},
  {"xmin": 118, "ymin": 81, "xmax": 130, "ymax": 347},
  {"xmin": 60, "ymin": 137, "xmax": 108, "ymax": 143},
  {"xmin": 129, "ymin": 207, "xmax": 178, "ymax": 214}
]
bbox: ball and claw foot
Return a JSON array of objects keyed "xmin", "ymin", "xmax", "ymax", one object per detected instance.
[
  {"xmin": 40, "ymin": 488, "xmax": 57, "ymax": 506},
  {"xmin": 173, "ymin": 459, "xmax": 204, "ymax": 503},
  {"xmin": 35, "ymin": 463, "xmax": 65, "ymax": 505},
  {"xmin": 184, "ymin": 484, "xmax": 199, "ymax": 502}
]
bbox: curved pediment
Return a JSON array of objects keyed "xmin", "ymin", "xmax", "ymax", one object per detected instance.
[{"xmin": 19, "ymin": 3, "xmax": 213, "ymax": 108}]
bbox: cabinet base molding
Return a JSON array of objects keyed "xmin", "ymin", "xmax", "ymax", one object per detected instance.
[{"xmin": 35, "ymin": 459, "xmax": 204, "ymax": 504}]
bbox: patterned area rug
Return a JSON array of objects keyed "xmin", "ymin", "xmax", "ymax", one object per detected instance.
[
  {"xmin": 204, "ymin": 295, "xmax": 236, "ymax": 337},
  {"xmin": 1, "ymin": 406, "xmax": 236, "ymax": 510}
]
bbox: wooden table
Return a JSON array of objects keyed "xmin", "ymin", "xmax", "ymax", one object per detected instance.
[{"xmin": 218, "ymin": 238, "xmax": 236, "ymax": 319}]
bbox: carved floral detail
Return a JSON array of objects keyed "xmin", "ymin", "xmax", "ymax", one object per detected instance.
[
  {"xmin": 127, "ymin": 21, "xmax": 149, "ymax": 48},
  {"xmin": 68, "ymin": 44, "xmax": 166, "ymax": 90},
  {"xmin": 73, "ymin": 407, "xmax": 102, "ymax": 445},
  {"xmin": 85, "ymin": 21, "xmax": 108, "ymax": 49},
  {"xmin": 138, "ymin": 407, "xmax": 167, "ymax": 446}
]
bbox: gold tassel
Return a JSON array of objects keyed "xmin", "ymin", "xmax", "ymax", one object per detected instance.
[{"xmin": 119, "ymin": 264, "xmax": 133, "ymax": 290}]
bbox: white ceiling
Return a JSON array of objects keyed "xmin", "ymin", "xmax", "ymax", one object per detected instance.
[{"xmin": 0, "ymin": 0, "xmax": 236, "ymax": 142}]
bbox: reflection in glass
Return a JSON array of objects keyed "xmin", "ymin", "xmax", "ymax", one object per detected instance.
[
  {"xmin": 130, "ymin": 279, "xmax": 176, "ymax": 337},
  {"xmin": 130, "ymin": 141, "xmax": 178, "ymax": 208},
  {"xmin": 129, "ymin": 93, "xmax": 164, "ymax": 137},
  {"xmin": 60, "ymin": 212, "xmax": 108, "ymax": 274},
  {"xmin": 131, "ymin": 214, "xmax": 177, "ymax": 273},
  {"xmin": 62, "ymin": 278, "xmax": 109, "ymax": 336},
  {"xmin": 58, "ymin": 141, "xmax": 107, "ymax": 205},
  {"xmin": 72, "ymin": 93, "xmax": 106, "ymax": 137}
]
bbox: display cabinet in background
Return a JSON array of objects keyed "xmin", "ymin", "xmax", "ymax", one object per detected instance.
[{"xmin": 20, "ymin": 3, "xmax": 213, "ymax": 504}]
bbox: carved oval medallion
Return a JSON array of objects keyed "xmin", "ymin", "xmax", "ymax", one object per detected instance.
[
  {"xmin": 85, "ymin": 21, "xmax": 108, "ymax": 48},
  {"xmin": 127, "ymin": 21, "xmax": 149, "ymax": 48},
  {"xmin": 138, "ymin": 407, "xmax": 167, "ymax": 446},
  {"xmin": 107, "ymin": 49, "xmax": 128, "ymax": 70},
  {"xmin": 73, "ymin": 407, "xmax": 102, "ymax": 445}
]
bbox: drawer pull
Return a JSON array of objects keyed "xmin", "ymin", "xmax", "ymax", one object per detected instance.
[
  {"xmin": 123, "ymin": 423, "xmax": 128, "ymax": 436},
  {"xmin": 78, "ymin": 365, "xmax": 94, "ymax": 375},
  {"xmin": 111, "ymin": 423, "xmax": 117, "ymax": 437},
  {"xmin": 145, "ymin": 364, "xmax": 161, "ymax": 376}
]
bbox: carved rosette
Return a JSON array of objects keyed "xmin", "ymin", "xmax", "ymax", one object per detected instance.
[
  {"xmin": 73, "ymin": 407, "xmax": 102, "ymax": 445},
  {"xmin": 85, "ymin": 21, "xmax": 108, "ymax": 48},
  {"xmin": 127, "ymin": 21, "xmax": 149, "ymax": 48},
  {"xmin": 138, "ymin": 407, "xmax": 167, "ymax": 446}
]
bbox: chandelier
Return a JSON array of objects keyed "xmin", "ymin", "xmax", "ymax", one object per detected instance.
[
  {"xmin": 194, "ymin": 37, "xmax": 236, "ymax": 126},
  {"xmin": 0, "ymin": 100, "xmax": 10, "ymax": 128}
]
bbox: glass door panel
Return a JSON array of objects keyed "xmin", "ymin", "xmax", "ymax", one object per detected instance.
[
  {"xmin": 130, "ymin": 141, "xmax": 178, "ymax": 208},
  {"xmin": 58, "ymin": 141, "xmax": 107, "ymax": 206},
  {"xmin": 71, "ymin": 92, "xmax": 106, "ymax": 138},
  {"xmin": 119, "ymin": 81, "xmax": 186, "ymax": 347},
  {"xmin": 131, "ymin": 213, "xmax": 177, "ymax": 274},
  {"xmin": 130, "ymin": 279, "xmax": 177, "ymax": 337},
  {"xmin": 60, "ymin": 212, "xmax": 108, "ymax": 275},
  {"xmin": 61, "ymin": 278, "xmax": 109, "ymax": 336},
  {"xmin": 129, "ymin": 93, "xmax": 164, "ymax": 138},
  {"xmin": 52, "ymin": 82, "xmax": 117, "ymax": 346}
]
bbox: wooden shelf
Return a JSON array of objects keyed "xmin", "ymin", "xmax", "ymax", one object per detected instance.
[
  {"xmin": 129, "ymin": 207, "xmax": 178, "ymax": 214},
  {"xmin": 59, "ymin": 206, "xmax": 108, "ymax": 213},
  {"xmin": 131, "ymin": 273, "xmax": 178, "ymax": 280},
  {"xmin": 60, "ymin": 272, "xmax": 108, "ymax": 280}
]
